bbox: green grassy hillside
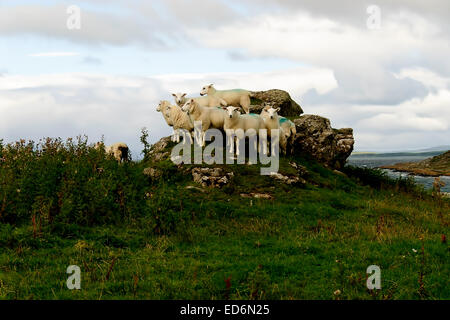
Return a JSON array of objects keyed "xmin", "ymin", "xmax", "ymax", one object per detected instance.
[{"xmin": 0, "ymin": 135, "xmax": 448, "ymax": 300}]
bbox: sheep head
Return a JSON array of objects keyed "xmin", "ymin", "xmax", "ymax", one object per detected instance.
[
  {"xmin": 266, "ymin": 106, "xmax": 280, "ymax": 119},
  {"xmin": 182, "ymin": 99, "xmax": 196, "ymax": 114},
  {"xmin": 172, "ymin": 92, "xmax": 187, "ymax": 106},
  {"xmin": 200, "ymin": 84, "xmax": 214, "ymax": 96},
  {"xmin": 225, "ymin": 106, "xmax": 240, "ymax": 119}
]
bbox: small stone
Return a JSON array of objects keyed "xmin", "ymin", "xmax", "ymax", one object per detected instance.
[
  {"xmin": 192, "ymin": 167, "xmax": 233, "ymax": 188},
  {"xmin": 143, "ymin": 167, "xmax": 163, "ymax": 179}
]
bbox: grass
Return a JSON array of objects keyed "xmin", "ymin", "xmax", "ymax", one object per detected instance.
[{"xmin": 0, "ymin": 134, "xmax": 448, "ymax": 300}]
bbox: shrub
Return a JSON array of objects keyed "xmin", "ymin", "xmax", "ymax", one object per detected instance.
[{"xmin": 0, "ymin": 136, "xmax": 151, "ymax": 226}]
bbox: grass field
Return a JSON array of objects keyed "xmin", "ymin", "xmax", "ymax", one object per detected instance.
[{"xmin": 0, "ymin": 135, "xmax": 448, "ymax": 300}]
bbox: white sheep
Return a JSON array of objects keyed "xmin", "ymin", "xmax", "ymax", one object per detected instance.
[
  {"xmin": 200, "ymin": 84, "xmax": 252, "ymax": 114},
  {"xmin": 223, "ymin": 106, "xmax": 267, "ymax": 156},
  {"xmin": 163, "ymin": 104, "xmax": 194, "ymax": 145},
  {"xmin": 260, "ymin": 106, "xmax": 288, "ymax": 155},
  {"xmin": 95, "ymin": 142, "xmax": 129, "ymax": 162},
  {"xmin": 156, "ymin": 100, "xmax": 179, "ymax": 142},
  {"xmin": 172, "ymin": 92, "xmax": 228, "ymax": 108},
  {"xmin": 181, "ymin": 99, "xmax": 226, "ymax": 146}
]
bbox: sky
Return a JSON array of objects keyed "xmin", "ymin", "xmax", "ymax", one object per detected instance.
[{"xmin": 1, "ymin": 0, "xmax": 449, "ymax": 155}]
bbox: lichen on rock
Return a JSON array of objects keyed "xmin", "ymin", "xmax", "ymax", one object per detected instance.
[{"xmin": 293, "ymin": 114, "xmax": 354, "ymax": 169}]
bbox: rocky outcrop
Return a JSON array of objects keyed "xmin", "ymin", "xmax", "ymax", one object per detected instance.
[
  {"xmin": 147, "ymin": 136, "xmax": 172, "ymax": 162},
  {"xmin": 191, "ymin": 167, "xmax": 234, "ymax": 188},
  {"xmin": 293, "ymin": 115, "xmax": 354, "ymax": 169},
  {"xmin": 249, "ymin": 89, "xmax": 303, "ymax": 117},
  {"xmin": 147, "ymin": 108, "xmax": 354, "ymax": 171}
]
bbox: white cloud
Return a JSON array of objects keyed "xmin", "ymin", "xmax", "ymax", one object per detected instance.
[
  {"xmin": 395, "ymin": 67, "xmax": 450, "ymax": 90},
  {"xmin": 151, "ymin": 67, "xmax": 337, "ymax": 100},
  {"xmin": 0, "ymin": 4, "xmax": 167, "ymax": 47},
  {"xmin": 28, "ymin": 52, "xmax": 80, "ymax": 57}
]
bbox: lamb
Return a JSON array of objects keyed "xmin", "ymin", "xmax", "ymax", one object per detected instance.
[
  {"xmin": 163, "ymin": 103, "xmax": 194, "ymax": 144},
  {"xmin": 223, "ymin": 106, "xmax": 267, "ymax": 156},
  {"xmin": 172, "ymin": 92, "xmax": 228, "ymax": 108},
  {"xmin": 260, "ymin": 105, "xmax": 297, "ymax": 155},
  {"xmin": 200, "ymin": 84, "xmax": 252, "ymax": 114},
  {"xmin": 181, "ymin": 99, "xmax": 226, "ymax": 146},
  {"xmin": 95, "ymin": 142, "xmax": 129, "ymax": 162}
]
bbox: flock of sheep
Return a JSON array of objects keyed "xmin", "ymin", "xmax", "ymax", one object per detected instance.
[
  {"xmin": 157, "ymin": 84, "xmax": 297, "ymax": 156},
  {"xmin": 96, "ymin": 84, "xmax": 297, "ymax": 163}
]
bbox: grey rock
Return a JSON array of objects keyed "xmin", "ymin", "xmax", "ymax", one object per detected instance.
[
  {"xmin": 250, "ymin": 89, "xmax": 303, "ymax": 117},
  {"xmin": 293, "ymin": 115, "xmax": 354, "ymax": 169},
  {"xmin": 147, "ymin": 136, "xmax": 172, "ymax": 162},
  {"xmin": 192, "ymin": 167, "xmax": 234, "ymax": 188},
  {"xmin": 270, "ymin": 172, "xmax": 306, "ymax": 185}
]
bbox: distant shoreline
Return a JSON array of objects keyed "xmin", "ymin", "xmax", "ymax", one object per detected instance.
[
  {"xmin": 377, "ymin": 150, "xmax": 450, "ymax": 177},
  {"xmin": 379, "ymin": 165, "xmax": 450, "ymax": 177},
  {"xmin": 350, "ymin": 150, "xmax": 445, "ymax": 158}
]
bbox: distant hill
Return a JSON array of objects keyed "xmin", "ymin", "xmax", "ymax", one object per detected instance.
[
  {"xmin": 412, "ymin": 145, "xmax": 450, "ymax": 153},
  {"xmin": 352, "ymin": 145, "xmax": 450, "ymax": 155},
  {"xmin": 381, "ymin": 150, "xmax": 450, "ymax": 176},
  {"xmin": 351, "ymin": 150, "xmax": 445, "ymax": 158}
]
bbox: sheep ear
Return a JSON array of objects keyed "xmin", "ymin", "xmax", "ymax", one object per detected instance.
[
  {"xmin": 182, "ymin": 93, "xmax": 187, "ymax": 97},
  {"xmin": 276, "ymin": 108, "xmax": 280, "ymax": 112},
  {"xmin": 209, "ymin": 84, "xmax": 214, "ymax": 87},
  {"xmin": 171, "ymin": 93, "xmax": 176, "ymax": 97}
]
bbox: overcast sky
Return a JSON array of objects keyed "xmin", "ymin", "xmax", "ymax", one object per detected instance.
[{"xmin": 1, "ymin": 0, "xmax": 449, "ymax": 154}]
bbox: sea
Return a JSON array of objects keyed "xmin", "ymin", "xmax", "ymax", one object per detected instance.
[{"xmin": 347, "ymin": 152, "xmax": 450, "ymax": 193}]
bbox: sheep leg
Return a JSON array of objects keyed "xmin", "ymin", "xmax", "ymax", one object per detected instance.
[
  {"xmin": 228, "ymin": 133, "xmax": 234, "ymax": 155},
  {"xmin": 201, "ymin": 131, "xmax": 206, "ymax": 147},
  {"xmin": 182, "ymin": 130, "xmax": 187, "ymax": 145}
]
